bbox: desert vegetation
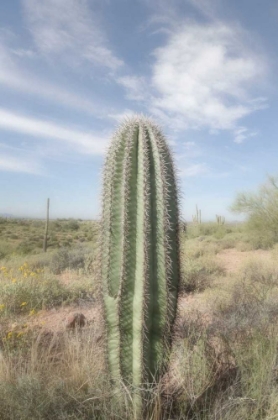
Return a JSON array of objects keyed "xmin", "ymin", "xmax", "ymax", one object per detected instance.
[
  {"xmin": 1, "ymin": 120, "xmax": 278, "ymax": 419},
  {"xmin": 1, "ymin": 214, "xmax": 278, "ymax": 418}
]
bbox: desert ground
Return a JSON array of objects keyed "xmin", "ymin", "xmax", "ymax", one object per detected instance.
[{"xmin": 1, "ymin": 218, "xmax": 278, "ymax": 419}]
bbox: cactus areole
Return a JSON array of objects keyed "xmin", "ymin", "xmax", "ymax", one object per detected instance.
[{"xmin": 101, "ymin": 116, "xmax": 180, "ymax": 401}]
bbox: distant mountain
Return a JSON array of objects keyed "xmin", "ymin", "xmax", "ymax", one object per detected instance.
[{"xmin": 0, "ymin": 213, "xmax": 14, "ymax": 218}]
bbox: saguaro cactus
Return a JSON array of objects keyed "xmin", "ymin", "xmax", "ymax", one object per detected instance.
[{"xmin": 100, "ymin": 116, "xmax": 180, "ymax": 412}]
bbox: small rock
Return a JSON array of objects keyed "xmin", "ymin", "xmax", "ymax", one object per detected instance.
[{"xmin": 66, "ymin": 313, "xmax": 86, "ymax": 329}]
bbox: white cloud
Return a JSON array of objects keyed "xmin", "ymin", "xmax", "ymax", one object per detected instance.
[
  {"xmin": 180, "ymin": 162, "xmax": 209, "ymax": 177},
  {"xmin": 23, "ymin": 0, "xmax": 123, "ymax": 70},
  {"xmin": 117, "ymin": 21, "xmax": 268, "ymax": 138},
  {"xmin": 0, "ymin": 109, "xmax": 109, "ymax": 155},
  {"xmin": 151, "ymin": 23, "xmax": 267, "ymax": 131}
]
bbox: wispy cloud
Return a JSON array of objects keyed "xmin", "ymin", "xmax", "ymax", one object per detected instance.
[
  {"xmin": 0, "ymin": 109, "xmax": 109, "ymax": 155},
  {"xmin": 0, "ymin": 146, "xmax": 43, "ymax": 174},
  {"xmin": 180, "ymin": 163, "xmax": 209, "ymax": 177},
  {"xmin": 0, "ymin": 42, "xmax": 108, "ymax": 117},
  {"xmin": 23, "ymin": 0, "xmax": 123, "ymax": 71},
  {"xmin": 233, "ymin": 126, "xmax": 258, "ymax": 144},
  {"xmin": 184, "ymin": 0, "xmax": 220, "ymax": 20},
  {"xmin": 117, "ymin": 76, "xmax": 148, "ymax": 101}
]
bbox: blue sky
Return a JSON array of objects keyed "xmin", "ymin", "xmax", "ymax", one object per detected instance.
[{"xmin": 0, "ymin": 0, "xmax": 277, "ymax": 220}]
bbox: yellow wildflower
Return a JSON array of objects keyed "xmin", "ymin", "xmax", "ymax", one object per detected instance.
[
  {"xmin": 20, "ymin": 302, "xmax": 27, "ymax": 307},
  {"xmin": 29, "ymin": 309, "xmax": 36, "ymax": 316}
]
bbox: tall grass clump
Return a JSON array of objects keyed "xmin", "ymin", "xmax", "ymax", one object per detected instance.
[{"xmin": 0, "ymin": 326, "xmax": 112, "ymax": 419}]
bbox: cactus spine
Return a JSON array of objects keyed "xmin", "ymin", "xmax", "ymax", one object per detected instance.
[{"xmin": 100, "ymin": 116, "xmax": 180, "ymax": 411}]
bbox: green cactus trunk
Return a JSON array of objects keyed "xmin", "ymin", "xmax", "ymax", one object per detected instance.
[{"xmin": 101, "ymin": 116, "xmax": 180, "ymax": 413}]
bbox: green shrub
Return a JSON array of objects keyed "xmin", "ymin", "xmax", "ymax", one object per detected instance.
[
  {"xmin": 16, "ymin": 241, "xmax": 37, "ymax": 255},
  {"xmin": 0, "ymin": 259, "xmax": 96, "ymax": 317},
  {"xmin": 50, "ymin": 246, "xmax": 94, "ymax": 274},
  {"xmin": 186, "ymin": 222, "xmax": 236, "ymax": 239},
  {"xmin": 9, "ymin": 234, "xmax": 19, "ymax": 240},
  {"xmin": 231, "ymin": 176, "xmax": 278, "ymax": 248},
  {"xmin": 0, "ymin": 264, "xmax": 71, "ymax": 315},
  {"xmin": 66, "ymin": 220, "xmax": 80, "ymax": 231},
  {"xmin": 0, "ymin": 241, "xmax": 14, "ymax": 260}
]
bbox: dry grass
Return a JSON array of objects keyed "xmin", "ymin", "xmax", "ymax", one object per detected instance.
[
  {"xmin": 1, "ymin": 234, "xmax": 278, "ymax": 419},
  {"xmin": 0, "ymin": 326, "xmax": 110, "ymax": 420}
]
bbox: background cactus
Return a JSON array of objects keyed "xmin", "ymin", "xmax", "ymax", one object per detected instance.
[
  {"xmin": 100, "ymin": 116, "xmax": 181, "ymax": 411},
  {"xmin": 216, "ymin": 214, "xmax": 225, "ymax": 225},
  {"xmin": 192, "ymin": 204, "xmax": 202, "ymax": 224}
]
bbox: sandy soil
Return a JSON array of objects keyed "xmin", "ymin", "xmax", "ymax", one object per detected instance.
[
  {"xmin": 215, "ymin": 248, "xmax": 272, "ymax": 274},
  {"xmin": 26, "ymin": 304, "xmax": 102, "ymax": 333}
]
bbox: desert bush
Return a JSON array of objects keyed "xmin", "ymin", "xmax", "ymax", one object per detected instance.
[
  {"xmin": 1, "ymin": 279, "xmax": 67, "ymax": 315},
  {"xmin": 181, "ymin": 258, "xmax": 211, "ymax": 293},
  {"xmin": 249, "ymin": 230, "xmax": 277, "ymax": 249},
  {"xmin": 216, "ymin": 238, "xmax": 236, "ymax": 250},
  {"xmin": 0, "ymin": 219, "xmax": 99, "ymax": 258},
  {"xmin": 0, "ymin": 241, "xmax": 14, "ymax": 260},
  {"xmin": 181, "ymin": 256, "xmax": 225, "ymax": 293},
  {"xmin": 185, "ymin": 239, "xmax": 222, "ymax": 259},
  {"xmin": 186, "ymin": 222, "xmax": 235, "ymax": 239},
  {"xmin": 16, "ymin": 240, "xmax": 38, "ymax": 255},
  {"xmin": 205, "ymin": 269, "xmax": 278, "ymax": 419},
  {"xmin": 164, "ymin": 311, "xmax": 238, "ymax": 419},
  {"xmin": 0, "ymin": 262, "xmax": 94, "ymax": 317},
  {"xmin": 168, "ymin": 258, "xmax": 278, "ymax": 419},
  {"xmin": 50, "ymin": 245, "xmax": 95, "ymax": 274},
  {"xmin": 235, "ymin": 241, "xmax": 254, "ymax": 252},
  {"xmin": 66, "ymin": 219, "xmax": 80, "ymax": 231},
  {"xmin": 212, "ymin": 260, "xmax": 278, "ymax": 333},
  {"xmin": 22, "ymin": 253, "xmax": 53, "ymax": 271},
  {"xmin": 9, "ymin": 233, "xmax": 19, "ymax": 240},
  {"xmin": 231, "ymin": 175, "xmax": 278, "ymax": 248}
]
